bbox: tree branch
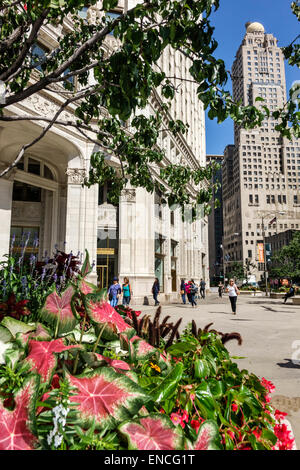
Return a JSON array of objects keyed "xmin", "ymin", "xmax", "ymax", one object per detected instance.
[
  {"xmin": 0, "ymin": 9, "xmax": 50, "ymax": 82},
  {"xmin": 0, "ymin": 85, "xmax": 105, "ymax": 178}
]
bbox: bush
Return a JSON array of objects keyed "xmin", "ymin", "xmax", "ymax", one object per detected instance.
[{"xmin": 0, "ymin": 256, "xmax": 295, "ymax": 450}]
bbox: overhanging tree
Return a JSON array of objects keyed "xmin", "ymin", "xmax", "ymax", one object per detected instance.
[
  {"xmin": 0, "ymin": 0, "xmax": 299, "ymax": 214},
  {"xmin": 268, "ymin": 232, "xmax": 300, "ymax": 282}
]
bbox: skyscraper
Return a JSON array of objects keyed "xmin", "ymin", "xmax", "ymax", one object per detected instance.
[{"xmin": 222, "ymin": 22, "xmax": 300, "ymax": 282}]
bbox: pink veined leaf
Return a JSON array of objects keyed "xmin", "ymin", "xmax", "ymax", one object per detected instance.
[
  {"xmin": 118, "ymin": 414, "xmax": 184, "ymax": 450},
  {"xmin": 85, "ymin": 296, "xmax": 134, "ymax": 340},
  {"xmin": 193, "ymin": 420, "xmax": 220, "ymax": 450},
  {"xmin": 81, "ymin": 249, "xmax": 91, "ymax": 277},
  {"xmin": 25, "ymin": 339, "xmax": 81, "ymax": 384},
  {"xmin": 16, "ymin": 323, "xmax": 51, "ymax": 347},
  {"xmin": 41, "ymin": 285, "xmax": 77, "ymax": 334},
  {"xmin": 79, "ymin": 279, "xmax": 96, "ymax": 295},
  {"xmin": 95, "ymin": 354, "xmax": 131, "ymax": 371},
  {"xmin": 131, "ymin": 337, "xmax": 156, "ymax": 360},
  {"xmin": 0, "ymin": 376, "xmax": 38, "ymax": 450},
  {"xmin": 66, "ymin": 368, "xmax": 150, "ymax": 429}
]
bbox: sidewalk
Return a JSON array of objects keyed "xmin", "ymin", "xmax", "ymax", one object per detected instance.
[{"xmin": 131, "ymin": 293, "xmax": 300, "ymax": 447}]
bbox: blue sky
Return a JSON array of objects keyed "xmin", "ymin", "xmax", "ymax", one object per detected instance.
[{"xmin": 205, "ymin": 0, "xmax": 300, "ymax": 155}]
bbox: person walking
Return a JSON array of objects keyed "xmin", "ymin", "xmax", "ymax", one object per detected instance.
[
  {"xmin": 190, "ymin": 279, "xmax": 198, "ymax": 308},
  {"xmin": 152, "ymin": 278, "xmax": 160, "ymax": 306},
  {"xmin": 225, "ymin": 278, "xmax": 240, "ymax": 315},
  {"xmin": 200, "ymin": 278, "xmax": 206, "ymax": 299},
  {"xmin": 108, "ymin": 277, "xmax": 121, "ymax": 308},
  {"xmin": 185, "ymin": 280, "xmax": 192, "ymax": 305},
  {"xmin": 180, "ymin": 279, "xmax": 186, "ymax": 305},
  {"xmin": 283, "ymin": 284, "xmax": 295, "ymax": 304},
  {"xmin": 218, "ymin": 281, "xmax": 224, "ymax": 298},
  {"xmin": 122, "ymin": 277, "xmax": 132, "ymax": 306}
]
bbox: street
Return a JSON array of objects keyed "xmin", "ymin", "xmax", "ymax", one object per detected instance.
[{"xmin": 133, "ymin": 293, "xmax": 300, "ymax": 447}]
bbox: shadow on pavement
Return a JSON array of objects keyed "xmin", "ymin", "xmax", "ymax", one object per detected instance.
[
  {"xmin": 277, "ymin": 359, "xmax": 300, "ymax": 369},
  {"xmin": 230, "ymin": 318, "xmax": 253, "ymax": 321}
]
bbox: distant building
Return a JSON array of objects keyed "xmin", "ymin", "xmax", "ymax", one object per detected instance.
[
  {"xmin": 207, "ymin": 155, "xmax": 224, "ymax": 283},
  {"xmin": 265, "ymin": 229, "xmax": 298, "ymax": 255},
  {"xmin": 222, "ymin": 22, "xmax": 300, "ymax": 282}
]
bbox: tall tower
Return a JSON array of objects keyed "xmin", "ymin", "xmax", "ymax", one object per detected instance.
[{"xmin": 222, "ymin": 22, "xmax": 300, "ymax": 281}]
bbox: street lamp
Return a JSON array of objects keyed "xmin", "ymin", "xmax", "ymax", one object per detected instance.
[{"xmin": 260, "ymin": 211, "xmax": 285, "ymax": 296}]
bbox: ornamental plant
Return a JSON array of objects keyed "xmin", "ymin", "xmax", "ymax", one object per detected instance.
[{"xmin": 0, "ymin": 270, "xmax": 296, "ymax": 450}]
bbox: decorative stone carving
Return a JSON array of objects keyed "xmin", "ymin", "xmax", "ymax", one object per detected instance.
[
  {"xmin": 66, "ymin": 168, "xmax": 86, "ymax": 184},
  {"xmin": 87, "ymin": 5, "xmax": 104, "ymax": 24},
  {"xmin": 120, "ymin": 189, "xmax": 136, "ymax": 203}
]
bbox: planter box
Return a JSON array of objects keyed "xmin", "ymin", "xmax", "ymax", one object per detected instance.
[
  {"xmin": 292, "ymin": 296, "xmax": 300, "ymax": 305},
  {"xmin": 270, "ymin": 292, "xmax": 286, "ymax": 299},
  {"xmin": 239, "ymin": 290, "xmax": 263, "ymax": 296}
]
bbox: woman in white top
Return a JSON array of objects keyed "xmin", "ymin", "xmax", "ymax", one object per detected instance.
[{"xmin": 225, "ymin": 279, "xmax": 240, "ymax": 315}]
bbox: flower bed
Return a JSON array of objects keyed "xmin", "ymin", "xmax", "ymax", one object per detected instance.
[{"xmin": 0, "ymin": 253, "xmax": 295, "ymax": 450}]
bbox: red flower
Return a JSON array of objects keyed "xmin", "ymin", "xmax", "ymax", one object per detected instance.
[
  {"xmin": 261, "ymin": 377, "xmax": 275, "ymax": 394},
  {"xmin": 252, "ymin": 428, "xmax": 262, "ymax": 440},
  {"xmin": 191, "ymin": 420, "xmax": 201, "ymax": 433},
  {"xmin": 273, "ymin": 423, "xmax": 295, "ymax": 450},
  {"xmin": 231, "ymin": 402, "xmax": 238, "ymax": 412},
  {"xmin": 227, "ymin": 430, "xmax": 235, "ymax": 440},
  {"xmin": 274, "ymin": 409, "xmax": 288, "ymax": 422}
]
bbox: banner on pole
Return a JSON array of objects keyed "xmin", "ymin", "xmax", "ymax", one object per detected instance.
[{"xmin": 257, "ymin": 243, "xmax": 264, "ymax": 263}]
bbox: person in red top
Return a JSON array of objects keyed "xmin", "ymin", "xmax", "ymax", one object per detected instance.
[{"xmin": 185, "ymin": 281, "xmax": 192, "ymax": 305}]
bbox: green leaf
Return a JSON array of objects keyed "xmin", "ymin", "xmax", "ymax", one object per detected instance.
[
  {"xmin": 151, "ymin": 363, "xmax": 183, "ymax": 403},
  {"xmin": 1, "ymin": 318, "xmax": 35, "ymax": 338},
  {"xmin": 194, "ymin": 358, "xmax": 210, "ymax": 379}
]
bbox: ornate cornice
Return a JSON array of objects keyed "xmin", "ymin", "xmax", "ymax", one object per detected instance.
[{"xmin": 66, "ymin": 168, "xmax": 86, "ymax": 184}]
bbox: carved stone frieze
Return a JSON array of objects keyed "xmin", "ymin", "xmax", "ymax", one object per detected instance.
[
  {"xmin": 66, "ymin": 168, "xmax": 86, "ymax": 184},
  {"xmin": 120, "ymin": 189, "xmax": 136, "ymax": 203}
]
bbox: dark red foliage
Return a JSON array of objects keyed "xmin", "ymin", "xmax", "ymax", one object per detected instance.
[
  {"xmin": 0, "ymin": 293, "xmax": 31, "ymax": 321},
  {"xmin": 34, "ymin": 250, "xmax": 81, "ymax": 281}
]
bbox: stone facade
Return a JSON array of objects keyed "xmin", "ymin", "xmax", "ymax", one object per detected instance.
[
  {"xmin": 0, "ymin": 1, "xmax": 209, "ymax": 304},
  {"xmin": 222, "ymin": 22, "xmax": 300, "ymax": 282}
]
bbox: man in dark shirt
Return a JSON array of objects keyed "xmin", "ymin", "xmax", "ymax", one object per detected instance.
[{"xmin": 200, "ymin": 279, "xmax": 206, "ymax": 299}]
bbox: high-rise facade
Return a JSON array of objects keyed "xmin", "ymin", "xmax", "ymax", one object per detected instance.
[{"xmin": 222, "ymin": 22, "xmax": 300, "ymax": 281}]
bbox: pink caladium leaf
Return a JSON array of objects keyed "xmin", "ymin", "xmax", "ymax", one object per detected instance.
[
  {"xmin": 16, "ymin": 323, "xmax": 52, "ymax": 348},
  {"xmin": 85, "ymin": 292, "xmax": 134, "ymax": 340},
  {"xmin": 81, "ymin": 249, "xmax": 92, "ymax": 278},
  {"xmin": 118, "ymin": 414, "xmax": 184, "ymax": 450},
  {"xmin": 25, "ymin": 339, "xmax": 81, "ymax": 384},
  {"xmin": 193, "ymin": 420, "xmax": 220, "ymax": 450},
  {"xmin": 79, "ymin": 279, "xmax": 96, "ymax": 295},
  {"xmin": 0, "ymin": 375, "xmax": 39, "ymax": 450},
  {"xmin": 41, "ymin": 285, "xmax": 77, "ymax": 334},
  {"xmin": 95, "ymin": 354, "xmax": 131, "ymax": 371},
  {"xmin": 131, "ymin": 337, "xmax": 157, "ymax": 361},
  {"xmin": 66, "ymin": 368, "xmax": 150, "ymax": 429}
]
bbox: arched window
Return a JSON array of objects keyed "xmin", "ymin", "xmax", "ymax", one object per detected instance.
[{"xmin": 16, "ymin": 155, "xmax": 54, "ymax": 180}]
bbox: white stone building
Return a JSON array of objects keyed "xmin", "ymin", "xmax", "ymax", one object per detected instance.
[{"xmin": 0, "ymin": 1, "xmax": 209, "ymax": 304}]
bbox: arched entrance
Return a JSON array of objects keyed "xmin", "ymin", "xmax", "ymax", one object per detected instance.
[{"xmin": 10, "ymin": 155, "xmax": 59, "ymax": 258}]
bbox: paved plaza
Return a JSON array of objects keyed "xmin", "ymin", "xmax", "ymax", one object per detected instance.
[{"xmin": 133, "ymin": 293, "xmax": 300, "ymax": 447}]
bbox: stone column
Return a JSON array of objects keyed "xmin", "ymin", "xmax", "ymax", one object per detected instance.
[
  {"xmin": 119, "ymin": 187, "xmax": 155, "ymax": 304},
  {"xmin": 65, "ymin": 167, "xmax": 98, "ymax": 285},
  {"xmin": 0, "ymin": 169, "xmax": 15, "ymax": 261}
]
